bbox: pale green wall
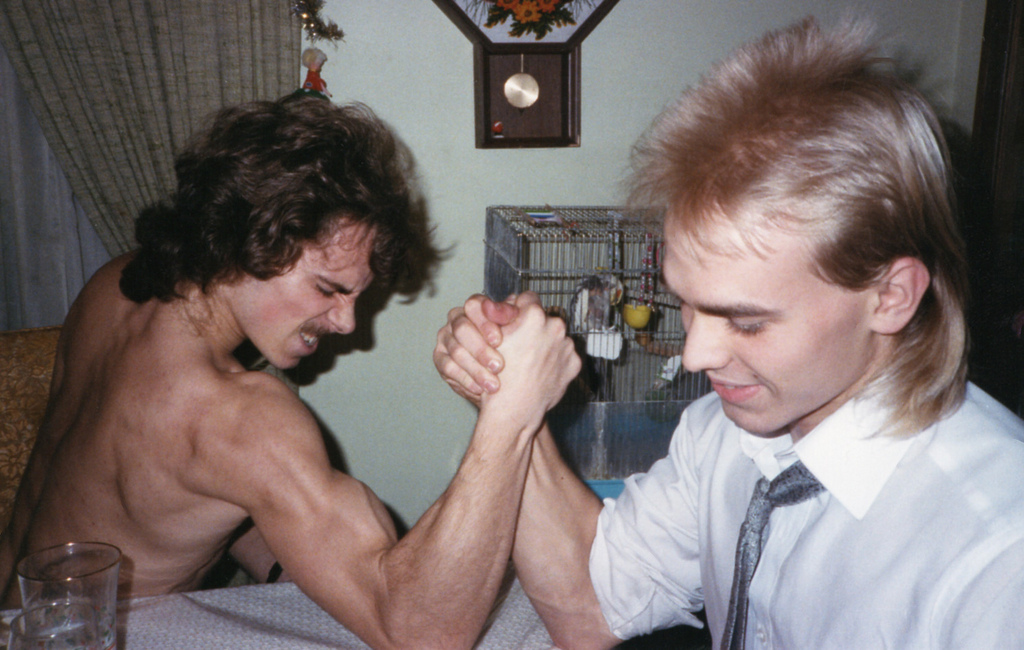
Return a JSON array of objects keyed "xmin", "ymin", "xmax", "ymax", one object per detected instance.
[{"xmin": 298, "ymin": 0, "xmax": 986, "ymax": 527}]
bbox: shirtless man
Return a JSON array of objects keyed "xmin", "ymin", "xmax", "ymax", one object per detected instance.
[{"xmin": 0, "ymin": 96, "xmax": 581, "ymax": 649}]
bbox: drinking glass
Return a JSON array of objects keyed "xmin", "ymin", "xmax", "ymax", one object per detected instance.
[
  {"xmin": 17, "ymin": 542, "xmax": 121, "ymax": 650},
  {"xmin": 8, "ymin": 600, "xmax": 101, "ymax": 649}
]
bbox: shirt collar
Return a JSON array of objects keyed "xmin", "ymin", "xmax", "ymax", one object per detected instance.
[
  {"xmin": 739, "ymin": 430, "xmax": 797, "ymax": 480},
  {"xmin": 738, "ymin": 394, "xmax": 916, "ymax": 520}
]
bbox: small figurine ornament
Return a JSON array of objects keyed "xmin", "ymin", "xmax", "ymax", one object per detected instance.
[{"xmin": 295, "ymin": 47, "xmax": 331, "ymax": 100}]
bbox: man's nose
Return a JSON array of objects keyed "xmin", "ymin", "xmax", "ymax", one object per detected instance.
[
  {"xmin": 680, "ymin": 314, "xmax": 729, "ymax": 374},
  {"xmin": 326, "ymin": 300, "xmax": 357, "ymax": 335}
]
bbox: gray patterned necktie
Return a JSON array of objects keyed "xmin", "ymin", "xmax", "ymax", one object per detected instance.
[{"xmin": 720, "ymin": 461, "xmax": 824, "ymax": 650}]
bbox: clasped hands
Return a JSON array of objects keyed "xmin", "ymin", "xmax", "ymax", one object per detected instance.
[{"xmin": 434, "ymin": 292, "xmax": 581, "ymax": 417}]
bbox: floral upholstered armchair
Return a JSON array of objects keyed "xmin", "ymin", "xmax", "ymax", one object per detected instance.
[{"xmin": 0, "ymin": 326, "xmax": 61, "ymax": 530}]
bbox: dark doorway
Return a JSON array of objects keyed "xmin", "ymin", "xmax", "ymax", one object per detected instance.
[{"xmin": 964, "ymin": 0, "xmax": 1024, "ymax": 415}]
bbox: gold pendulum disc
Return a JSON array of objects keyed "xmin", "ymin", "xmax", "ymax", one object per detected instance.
[{"xmin": 504, "ymin": 72, "xmax": 540, "ymax": 108}]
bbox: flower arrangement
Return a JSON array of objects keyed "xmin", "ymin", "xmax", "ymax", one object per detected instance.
[{"xmin": 482, "ymin": 0, "xmax": 588, "ymax": 40}]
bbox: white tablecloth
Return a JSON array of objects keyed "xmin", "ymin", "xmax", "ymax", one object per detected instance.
[{"xmin": 114, "ymin": 580, "xmax": 554, "ymax": 649}]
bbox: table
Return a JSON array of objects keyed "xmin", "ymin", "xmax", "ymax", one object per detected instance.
[{"xmin": 114, "ymin": 579, "xmax": 555, "ymax": 649}]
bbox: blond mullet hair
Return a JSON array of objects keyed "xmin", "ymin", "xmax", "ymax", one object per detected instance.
[{"xmin": 629, "ymin": 18, "xmax": 969, "ymax": 436}]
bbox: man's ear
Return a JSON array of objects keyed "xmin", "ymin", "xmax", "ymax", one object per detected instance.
[{"xmin": 870, "ymin": 257, "xmax": 930, "ymax": 335}]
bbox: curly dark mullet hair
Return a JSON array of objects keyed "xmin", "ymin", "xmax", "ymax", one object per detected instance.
[{"xmin": 120, "ymin": 96, "xmax": 416, "ymax": 303}]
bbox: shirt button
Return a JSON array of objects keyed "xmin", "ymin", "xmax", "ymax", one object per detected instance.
[{"xmin": 756, "ymin": 626, "xmax": 768, "ymax": 645}]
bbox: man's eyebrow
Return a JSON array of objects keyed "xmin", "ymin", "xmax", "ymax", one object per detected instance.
[
  {"xmin": 319, "ymin": 277, "xmax": 356, "ymax": 294},
  {"xmin": 693, "ymin": 302, "xmax": 780, "ymax": 319}
]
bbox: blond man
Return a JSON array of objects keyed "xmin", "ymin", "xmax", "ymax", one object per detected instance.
[{"xmin": 436, "ymin": 19, "xmax": 1024, "ymax": 649}]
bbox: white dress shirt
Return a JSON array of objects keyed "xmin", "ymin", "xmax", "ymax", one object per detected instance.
[{"xmin": 590, "ymin": 383, "xmax": 1024, "ymax": 648}]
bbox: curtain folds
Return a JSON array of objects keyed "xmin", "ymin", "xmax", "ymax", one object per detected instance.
[{"xmin": 0, "ymin": 0, "xmax": 301, "ymax": 256}]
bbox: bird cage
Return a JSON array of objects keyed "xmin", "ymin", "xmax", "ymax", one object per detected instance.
[{"xmin": 483, "ymin": 206, "xmax": 710, "ymax": 488}]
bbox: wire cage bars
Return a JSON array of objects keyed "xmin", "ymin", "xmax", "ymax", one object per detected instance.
[{"xmin": 483, "ymin": 206, "xmax": 711, "ymax": 481}]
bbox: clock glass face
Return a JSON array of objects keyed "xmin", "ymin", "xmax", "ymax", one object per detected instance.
[{"xmin": 447, "ymin": 0, "xmax": 603, "ymax": 44}]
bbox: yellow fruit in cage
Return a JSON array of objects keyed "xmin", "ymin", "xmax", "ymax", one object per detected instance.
[{"xmin": 622, "ymin": 303, "xmax": 652, "ymax": 329}]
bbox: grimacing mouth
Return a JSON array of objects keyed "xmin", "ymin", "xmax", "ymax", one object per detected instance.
[{"xmin": 300, "ymin": 327, "xmax": 321, "ymax": 347}]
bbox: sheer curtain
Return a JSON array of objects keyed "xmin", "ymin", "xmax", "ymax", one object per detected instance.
[
  {"xmin": 0, "ymin": 0, "xmax": 300, "ymax": 329},
  {"xmin": 0, "ymin": 41, "xmax": 109, "ymax": 329}
]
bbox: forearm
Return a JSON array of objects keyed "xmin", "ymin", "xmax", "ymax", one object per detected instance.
[
  {"xmin": 374, "ymin": 406, "xmax": 538, "ymax": 648},
  {"xmin": 398, "ymin": 294, "xmax": 582, "ymax": 646},
  {"xmin": 513, "ymin": 425, "xmax": 620, "ymax": 649}
]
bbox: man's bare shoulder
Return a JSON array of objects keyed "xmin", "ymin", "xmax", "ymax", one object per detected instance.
[
  {"xmin": 181, "ymin": 367, "xmax": 331, "ymax": 496},
  {"xmin": 58, "ymin": 254, "xmax": 138, "ymax": 358},
  {"xmin": 206, "ymin": 369, "xmax": 316, "ymax": 445},
  {"xmin": 72, "ymin": 254, "xmax": 133, "ymax": 313}
]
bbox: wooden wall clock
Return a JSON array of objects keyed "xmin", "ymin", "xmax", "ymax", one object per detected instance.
[{"xmin": 433, "ymin": 0, "xmax": 620, "ymax": 148}]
